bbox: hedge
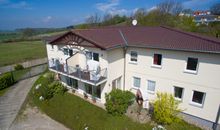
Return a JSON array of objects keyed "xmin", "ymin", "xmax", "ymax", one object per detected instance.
[{"xmin": 0, "ymin": 73, "xmax": 14, "ymax": 90}]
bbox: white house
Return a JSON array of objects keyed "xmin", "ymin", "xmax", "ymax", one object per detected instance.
[{"xmin": 44, "ymin": 26, "xmax": 220, "ymax": 129}]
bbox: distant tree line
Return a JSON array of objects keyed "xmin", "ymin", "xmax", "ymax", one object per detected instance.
[{"xmin": 74, "ymin": 0, "xmax": 220, "ymax": 38}]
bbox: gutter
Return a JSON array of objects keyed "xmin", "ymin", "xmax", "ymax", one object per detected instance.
[{"xmin": 119, "ymin": 30, "xmax": 128, "ymax": 91}]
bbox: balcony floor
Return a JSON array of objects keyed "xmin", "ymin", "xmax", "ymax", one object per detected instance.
[{"xmin": 50, "ymin": 66, "xmax": 106, "ymax": 85}]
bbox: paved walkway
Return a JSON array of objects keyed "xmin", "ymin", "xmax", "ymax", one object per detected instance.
[
  {"xmin": 0, "ymin": 76, "xmax": 38, "ymax": 130},
  {"xmin": 10, "ymin": 106, "xmax": 69, "ymax": 130}
]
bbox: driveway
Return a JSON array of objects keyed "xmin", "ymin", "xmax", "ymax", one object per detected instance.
[{"xmin": 0, "ymin": 76, "xmax": 38, "ymax": 130}]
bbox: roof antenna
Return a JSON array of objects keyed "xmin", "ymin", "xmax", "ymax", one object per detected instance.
[{"xmin": 132, "ymin": 19, "xmax": 137, "ymax": 26}]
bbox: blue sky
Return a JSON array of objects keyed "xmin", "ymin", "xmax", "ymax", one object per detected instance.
[{"xmin": 0, "ymin": 0, "xmax": 219, "ymax": 30}]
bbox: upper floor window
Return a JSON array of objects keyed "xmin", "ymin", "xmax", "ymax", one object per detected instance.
[
  {"xmin": 186, "ymin": 57, "xmax": 198, "ymax": 71},
  {"xmin": 93, "ymin": 52, "xmax": 99, "ymax": 62},
  {"xmin": 153, "ymin": 54, "xmax": 162, "ymax": 66},
  {"xmin": 147, "ymin": 80, "xmax": 156, "ymax": 94},
  {"xmin": 86, "ymin": 51, "xmax": 99, "ymax": 62},
  {"xmin": 190, "ymin": 90, "xmax": 206, "ymax": 107},
  {"xmin": 63, "ymin": 48, "xmax": 69, "ymax": 55},
  {"xmin": 133, "ymin": 77, "xmax": 141, "ymax": 88},
  {"xmin": 174, "ymin": 86, "xmax": 184, "ymax": 101},
  {"xmin": 130, "ymin": 51, "xmax": 138, "ymax": 63}
]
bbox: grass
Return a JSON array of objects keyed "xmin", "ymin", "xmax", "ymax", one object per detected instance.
[
  {"xmin": 0, "ymin": 87, "xmax": 10, "ymax": 96},
  {"xmin": 23, "ymin": 74, "xmax": 202, "ymax": 130},
  {"xmin": 0, "ymin": 40, "xmax": 46, "ymax": 67}
]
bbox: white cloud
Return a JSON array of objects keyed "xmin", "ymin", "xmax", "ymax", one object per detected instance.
[
  {"xmin": 147, "ymin": 6, "xmax": 157, "ymax": 12},
  {"xmin": 0, "ymin": 0, "xmax": 32, "ymax": 9},
  {"xmin": 96, "ymin": 0, "xmax": 131, "ymax": 15},
  {"xmin": 7, "ymin": 1, "xmax": 31, "ymax": 9},
  {"xmin": 96, "ymin": 0, "xmax": 119, "ymax": 12},
  {"xmin": 43, "ymin": 16, "xmax": 53, "ymax": 23}
]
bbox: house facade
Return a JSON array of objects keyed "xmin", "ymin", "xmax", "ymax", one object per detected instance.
[{"xmin": 44, "ymin": 26, "xmax": 220, "ymax": 129}]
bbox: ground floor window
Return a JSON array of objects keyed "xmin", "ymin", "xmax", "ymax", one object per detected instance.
[
  {"xmin": 112, "ymin": 76, "xmax": 122, "ymax": 90},
  {"xmin": 84, "ymin": 83, "xmax": 101, "ymax": 99},
  {"xmin": 85, "ymin": 84, "xmax": 93, "ymax": 95},
  {"xmin": 147, "ymin": 80, "xmax": 156, "ymax": 94},
  {"xmin": 191, "ymin": 90, "xmax": 206, "ymax": 106},
  {"xmin": 174, "ymin": 86, "xmax": 184, "ymax": 100},
  {"xmin": 70, "ymin": 78, "xmax": 78, "ymax": 89}
]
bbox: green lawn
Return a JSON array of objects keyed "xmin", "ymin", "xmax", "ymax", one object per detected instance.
[
  {"xmin": 0, "ymin": 87, "xmax": 10, "ymax": 96},
  {"xmin": 0, "ymin": 41, "xmax": 46, "ymax": 67},
  {"xmin": 24, "ymin": 74, "xmax": 201, "ymax": 130}
]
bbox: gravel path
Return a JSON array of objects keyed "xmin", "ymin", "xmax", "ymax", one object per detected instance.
[
  {"xmin": 10, "ymin": 106, "xmax": 69, "ymax": 130},
  {"xmin": 0, "ymin": 76, "xmax": 38, "ymax": 130}
]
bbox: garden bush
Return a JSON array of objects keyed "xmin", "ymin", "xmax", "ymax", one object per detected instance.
[
  {"xmin": 14, "ymin": 64, "xmax": 24, "ymax": 70},
  {"xmin": 105, "ymin": 89, "xmax": 135, "ymax": 116},
  {"xmin": 34, "ymin": 73, "xmax": 66, "ymax": 100},
  {"xmin": 48, "ymin": 81, "xmax": 67, "ymax": 95},
  {"xmin": 0, "ymin": 73, "xmax": 14, "ymax": 90},
  {"xmin": 153, "ymin": 92, "xmax": 181, "ymax": 125}
]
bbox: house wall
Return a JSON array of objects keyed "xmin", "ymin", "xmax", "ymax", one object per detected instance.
[{"xmin": 125, "ymin": 47, "xmax": 220, "ymax": 123}]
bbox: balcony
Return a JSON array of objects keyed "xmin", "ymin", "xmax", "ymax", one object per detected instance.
[{"xmin": 48, "ymin": 60, "xmax": 107, "ymax": 86}]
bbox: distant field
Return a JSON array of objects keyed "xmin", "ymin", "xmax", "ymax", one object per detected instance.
[
  {"xmin": 0, "ymin": 33, "xmax": 21, "ymax": 42},
  {"xmin": 0, "ymin": 41, "xmax": 46, "ymax": 67}
]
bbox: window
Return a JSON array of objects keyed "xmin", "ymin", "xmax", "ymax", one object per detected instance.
[
  {"xmin": 147, "ymin": 80, "xmax": 156, "ymax": 93},
  {"xmin": 133, "ymin": 77, "xmax": 141, "ymax": 88},
  {"xmin": 191, "ymin": 90, "xmax": 205, "ymax": 106},
  {"xmin": 112, "ymin": 77, "xmax": 121, "ymax": 90},
  {"xmin": 186, "ymin": 57, "xmax": 198, "ymax": 71},
  {"xmin": 94, "ymin": 85, "xmax": 101, "ymax": 98},
  {"xmin": 63, "ymin": 48, "xmax": 69, "ymax": 55},
  {"xmin": 70, "ymin": 78, "xmax": 78, "ymax": 89},
  {"xmin": 86, "ymin": 51, "xmax": 99, "ymax": 61},
  {"xmin": 51, "ymin": 45, "xmax": 54, "ymax": 49},
  {"xmin": 153, "ymin": 54, "xmax": 162, "ymax": 66},
  {"xmin": 130, "ymin": 51, "xmax": 138, "ymax": 62},
  {"xmin": 174, "ymin": 86, "xmax": 184, "ymax": 100},
  {"xmin": 85, "ymin": 84, "xmax": 93, "ymax": 95},
  {"xmin": 93, "ymin": 52, "xmax": 99, "ymax": 62},
  {"xmin": 69, "ymin": 49, "xmax": 73, "ymax": 56}
]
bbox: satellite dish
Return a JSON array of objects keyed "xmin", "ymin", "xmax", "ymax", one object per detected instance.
[{"xmin": 132, "ymin": 19, "xmax": 137, "ymax": 26}]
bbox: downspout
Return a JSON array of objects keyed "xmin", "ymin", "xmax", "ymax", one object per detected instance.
[
  {"xmin": 119, "ymin": 30, "xmax": 128, "ymax": 91},
  {"xmin": 213, "ymin": 104, "xmax": 220, "ymax": 130}
]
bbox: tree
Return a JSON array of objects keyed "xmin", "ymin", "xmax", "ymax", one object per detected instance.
[
  {"xmin": 157, "ymin": 0, "xmax": 183, "ymax": 15},
  {"xmin": 210, "ymin": 3, "xmax": 220, "ymax": 15},
  {"xmin": 153, "ymin": 92, "xmax": 181, "ymax": 124},
  {"xmin": 86, "ymin": 13, "xmax": 101, "ymax": 26},
  {"xmin": 21, "ymin": 28, "xmax": 35, "ymax": 37}
]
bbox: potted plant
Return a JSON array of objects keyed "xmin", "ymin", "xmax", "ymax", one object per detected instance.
[
  {"xmin": 84, "ymin": 92, "xmax": 88, "ymax": 99},
  {"xmin": 72, "ymin": 88, "xmax": 76, "ymax": 93}
]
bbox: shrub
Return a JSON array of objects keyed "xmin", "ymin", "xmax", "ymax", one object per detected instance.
[
  {"xmin": 48, "ymin": 81, "xmax": 67, "ymax": 95},
  {"xmin": 0, "ymin": 73, "xmax": 14, "ymax": 90},
  {"xmin": 14, "ymin": 64, "xmax": 24, "ymax": 70},
  {"xmin": 153, "ymin": 92, "xmax": 181, "ymax": 125},
  {"xmin": 105, "ymin": 89, "xmax": 135, "ymax": 116}
]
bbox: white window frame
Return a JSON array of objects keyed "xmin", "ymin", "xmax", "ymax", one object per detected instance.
[
  {"xmin": 173, "ymin": 86, "xmax": 184, "ymax": 101},
  {"xmin": 189, "ymin": 90, "xmax": 206, "ymax": 108},
  {"xmin": 112, "ymin": 76, "xmax": 122, "ymax": 90},
  {"xmin": 184, "ymin": 57, "xmax": 199, "ymax": 74},
  {"xmin": 147, "ymin": 80, "xmax": 156, "ymax": 94},
  {"xmin": 151, "ymin": 53, "xmax": 162, "ymax": 69},
  {"xmin": 129, "ymin": 51, "xmax": 138, "ymax": 64},
  {"xmin": 133, "ymin": 76, "xmax": 141, "ymax": 89}
]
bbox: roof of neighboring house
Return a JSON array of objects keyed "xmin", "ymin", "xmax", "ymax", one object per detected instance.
[{"xmin": 43, "ymin": 26, "xmax": 220, "ymax": 53}]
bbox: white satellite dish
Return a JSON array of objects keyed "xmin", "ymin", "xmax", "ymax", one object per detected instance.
[{"xmin": 132, "ymin": 19, "xmax": 137, "ymax": 26}]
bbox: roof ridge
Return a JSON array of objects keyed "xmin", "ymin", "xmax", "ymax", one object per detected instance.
[{"xmin": 160, "ymin": 26, "xmax": 220, "ymax": 45}]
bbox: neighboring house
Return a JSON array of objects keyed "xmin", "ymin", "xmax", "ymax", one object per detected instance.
[
  {"xmin": 193, "ymin": 10, "xmax": 220, "ymax": 25},
  {"xmin": 43, "ymin": 26, "xmax": 220, "ymax": 129}
]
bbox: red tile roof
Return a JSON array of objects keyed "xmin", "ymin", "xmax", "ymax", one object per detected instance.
[{"xmin": 44, "ymin": 26, "xmax": 220, "ymax": 53}]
